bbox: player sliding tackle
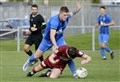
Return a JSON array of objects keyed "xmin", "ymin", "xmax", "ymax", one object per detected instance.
[
  {"xmin": 23, "ymin": 2, "xmax": 81, "ymax": 78},
  {"xmin": 27, "ymin": 45, "xmax": 91, "ymax": 78}
]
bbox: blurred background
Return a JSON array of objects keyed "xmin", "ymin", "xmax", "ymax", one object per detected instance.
[{"xmin": 0, "ymin": 0, "xmax": 120, "ymax": 25}]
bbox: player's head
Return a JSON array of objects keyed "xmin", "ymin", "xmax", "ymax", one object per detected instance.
[
  {"xmin": 67, "ymin": 47, "xmax": 78, "ymax": 59},
  {"xmin": 100, "ymin": 6, "xmax": 106, "ymax": 15},
  {"xmin": 59, "ymin": 6, "xmax": 69, "ymax": 21},
  {"xmin": 31, "ymin": 4, "xmax": 38, "ymax": 15}
]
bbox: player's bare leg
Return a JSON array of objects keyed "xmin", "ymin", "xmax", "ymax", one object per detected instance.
[
  {"xmin": 23, "ymin": 44, "xmax": 39, "ymax": 66},
  {"xmin": 23, "ymin": 49, "xmax": 44, "ymax": 71},
  {"xmin": 101, "ymin": 43, "xmax": 106, "ymax": 48},
  {"xmin": 49, "ymin": 68, "xmax": 61, "ymax": 78},
  {"xmin": 24, "ymin": 44, "xmax": 32, "ymax": 56},
  {"xmin": 34, "ymin": 49, "xmax": 44, "ymax": 59},
  {"xmin": 23, "ymin": 44, "xmax": 30, "ymax": 52},
  {"xmin": 39, "ymin": 68, "xmax": 61, "ymax": 78},
  {"xmin": 27, "ymin": 64, "xmax": 44, "ymax": 77}
]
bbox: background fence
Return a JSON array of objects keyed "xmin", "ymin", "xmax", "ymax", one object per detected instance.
[
  {"xmin": 0, "ymin": 2, "xmax": 120, "ymax": 26},
  {"xmin": 0, "ymin": 26, "xmax": 119, "ymax": 51}
]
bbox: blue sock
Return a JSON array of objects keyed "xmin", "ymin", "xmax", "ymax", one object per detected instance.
[
  {"xmin": 68, "ymin": 59, "xmax": 76, "ymax": 75},
  {"xmin": 104, "ymin": 46, "xmax": 111, "ymax": 53},
  {"xmin": 100, "ymin": 48, "xmax": 106, "ymax": 58},
  {"xmin": 29, "ymin": 54, "xmax": 35, "ymax": 62}
]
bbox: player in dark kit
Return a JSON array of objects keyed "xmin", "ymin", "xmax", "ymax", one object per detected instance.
[
  {"xmin": 27, "ymin": 45, "xmax": 91, "ymax": 78},
  {"xmin": 23, "ymin": 4, "xmax": 46, "ymax": 62}
]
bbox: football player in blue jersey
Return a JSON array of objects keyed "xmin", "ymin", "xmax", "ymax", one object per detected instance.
[
  {"xmin": 95, "ymin": 6, "xmax": 115, "ymax": 60},
  {"xmin": 23, "ymin": 2, "xmax": 81, "ymax": 78}
]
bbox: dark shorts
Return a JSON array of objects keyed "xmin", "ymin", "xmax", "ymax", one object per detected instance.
[
  {"xmin": 41, "ymin": 57, "xmax": 67, "ymax": 72},
  {"xmin": 25, "ymin": 34, "xmax": 43, "ymax": 50}
]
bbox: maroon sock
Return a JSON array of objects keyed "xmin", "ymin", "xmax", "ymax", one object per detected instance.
[{"xmin": 32, "ymin": 68, "xmax": 37, "ymax": 74}]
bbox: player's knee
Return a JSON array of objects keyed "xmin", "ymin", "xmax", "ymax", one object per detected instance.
[
  {"xmin": 102, "ymin": 44, "xmax": 106, "ymax": 48},
  {"xmin": 23, "ymin": 46, "xmax": 29, "ymax": 52},
  {"xmin": 99, "ymin": 44, "xmax": 102, "ymax": 48},
  {"xmin": 34, "ymin": 64, "xmax": 43, "ymax": 72},
  {"xmin": 99, "ymin": 43, "xmax": 106, "ymax": 48},
  {"xmin": 49, "ymin": 75, "xmax": 58, "ymax": 78},
  {"xmin": 102, "ymin": 46, "xmax": 106, "ymax": 48},
  {"xmin": 34, "ymin": 50, "xmax": 43, "ymax": 58}
]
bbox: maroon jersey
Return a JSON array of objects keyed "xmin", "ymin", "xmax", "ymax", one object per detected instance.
[
  {"xmin": 41, "ymin": 45, "xmax": 84, "ymax": 71},
  {"xmin": 54, "ymin": 45, "xmax": 84, "ymax": 64}
]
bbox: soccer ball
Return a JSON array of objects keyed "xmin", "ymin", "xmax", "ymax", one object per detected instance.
[{"xmin": 76, "ymin": 67, "xmax": 88, "ymax": 78}]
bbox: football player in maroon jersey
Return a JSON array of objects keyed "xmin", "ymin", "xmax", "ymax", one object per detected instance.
[{"xmin": 27, "ymin": 45, "xmax": 91, "ymax": 78}]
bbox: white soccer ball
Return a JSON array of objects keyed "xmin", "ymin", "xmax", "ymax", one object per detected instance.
[{"xmin": 76, "ymin": 67, "xmax": 88, "ymax": 78}]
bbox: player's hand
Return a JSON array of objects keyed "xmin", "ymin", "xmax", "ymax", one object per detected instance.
[
  {"xmin": 53, "ymin": 45, "xmax": 58, "ymax": 53},
  {"xmin": 31, "ymin": 27, "xmax": 37, "ymax": 31},
  {"xmin": 95, "ymin": 23, "xmax": 99, "ymax": 28},
  {"xmin": 81, "ymin": 56, "xmax": 91, "ymax": 64},
  {"xmin": 25, "ymin": 30, "xmax": 31, "ymax": 35},
  {"xmin": 71, "ymin": 2, "xmax": 81, "ymax": 16},
  {"xmin": 76, "ymin": 2, "xmax": 81, "ymax": 10},
  {"xmin": 102, "ymin": 23, "xmax": 108, "ymax": 26}
]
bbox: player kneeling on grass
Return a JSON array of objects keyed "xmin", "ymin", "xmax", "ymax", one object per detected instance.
[{"xmin": 27, "ymin": 45, "xmax": 91, "ymax": 78}]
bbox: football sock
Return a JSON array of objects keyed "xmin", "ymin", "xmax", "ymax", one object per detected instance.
[
  {"xmin": 100, "ymin": 48, "xmax": 106, "ymax": 58},
  {"xmin": 26, "ymin": 50, "xmax": 33, "ymax": 56},
  {"xmin": 68, "ymin": 59, "xmax": 76, "ymax": 75},
  {"xmin": 29, "ymin": 54, "xmax": 35, "ymax": 62},
  {"xmin": 104, "ymin": 46, "xmax": 111, "ymax": 53}
]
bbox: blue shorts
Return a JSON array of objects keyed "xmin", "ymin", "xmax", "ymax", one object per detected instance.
[
  {"xmin": 38, "ymin": 37, "xmax": 67, "ymax": 52},
  {"xmin": 98, "ymin": 34, "xmax": 109, "ymax": 44}
]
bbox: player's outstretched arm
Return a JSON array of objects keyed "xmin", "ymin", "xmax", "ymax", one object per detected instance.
[
  {"xmin": 69, "ymin": 2, "xmax": 81, "ymax": 16},
  {"xmin": 50, "ymin": 29, "xmax": 58, "ymax": 50},
  {"xmin": 81, "ymin": 54, "xmax": 91, "ymax": 65}
]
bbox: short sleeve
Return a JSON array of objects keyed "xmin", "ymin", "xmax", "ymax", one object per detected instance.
[
  {"xmin": 50, "ymin": 19, "xmax": 59, "ymax": 30},
  {"xmin": 97, "ymin": 16, "xmax": 100, "ymax": 24},
  {"xmin": 77, "ymin": 50, "xmax": 84, "ymax": 57},
  {"xmin": 107, "ymin": 15, "xmax": 112, "ymax": 23}
]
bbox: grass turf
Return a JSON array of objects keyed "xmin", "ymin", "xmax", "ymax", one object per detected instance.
[{"xmin": 0, "ymin": 51, "xmax": 119, "ymax": 82}]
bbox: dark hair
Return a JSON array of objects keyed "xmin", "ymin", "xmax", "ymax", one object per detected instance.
[
  {"xmin": 100, "ymin": 6, "xmax": 106, "ymax": 9},
  {"xmin": 68, "ymin": 47, "xmax": 78, "ymax": 59},
  {"xmin": 31, "ymin": 4, "xmax": 38, "ymax": 8},
  {"xmin": 60, "ymin": 6, "xmax": 69, "ymax": 13}
]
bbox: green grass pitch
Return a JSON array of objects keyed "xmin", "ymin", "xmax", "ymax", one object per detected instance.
[{"xmin": 0, "ymin": 51, "xmax": 119, "ymax": 82}]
